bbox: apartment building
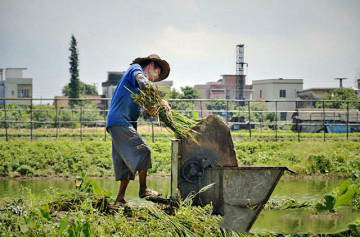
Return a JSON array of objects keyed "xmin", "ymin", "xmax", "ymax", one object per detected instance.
[
  {"xmin": 0, "ymin": 68, "xmax": 33, "ymax": 105},
  {"xmin": 252, "ymin": 78, "xmax": 303, "ymax": 120}
]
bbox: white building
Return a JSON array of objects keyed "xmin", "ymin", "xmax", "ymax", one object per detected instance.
[
  {"xmin": 102, "ymin": 71, "xmax": 125, "ymax": 99},
  {"xmin": 252, "ymin": 78, "xmax": 303, "ymax": 120},
  {"xmin": 0, "ymin": 68, "xmax": 33, "ymax": 105}
]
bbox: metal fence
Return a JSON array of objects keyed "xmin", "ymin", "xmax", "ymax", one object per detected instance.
[{"xmin": 0, "ymin": 98, "xmax": 359, "ymax": 142}]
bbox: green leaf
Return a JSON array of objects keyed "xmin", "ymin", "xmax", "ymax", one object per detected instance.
[
  {"xmin": 59, "ymin": 214, "xmax": 70, "ymax": 234},
  {"xmin": 337, "ymin": 179, "xmax": 352, "ymax": 196},
  {"xmin": 324, "ymin": 194, "xmax": 336, "ymax": 211},
  {"xmin": 335, "ymin": 184, "xmax": 357, "ymax": 207},
  {"xmin": 19, "ymin": 216, "xmax": 29, "ymax": 233},
  {"xmin": 82, "ymin": 221, "xmax": 91, "ymax": 237},
  {"xmin": 39, "ymin": 207, "xmax": 52, "ymax": 221},
  {"xmin": 315, "ymin": 194, "xmax": 336, "ymax": 212}
]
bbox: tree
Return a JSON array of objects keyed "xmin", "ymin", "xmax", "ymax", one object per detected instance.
[
  {"xmin": 62, "ymin": 81, "xmax": 98, "ymax": 96},
  {"xmin": 168, "ymin": 88, "xmax": 181, "ymax": 99},
  {"xmin": 179, "ymin": 86, "xmax": 199, "ymax": 99},
  {"xmin": 316, "ymin": 88, "xmax": 360, "ymax": 110},
  {"xmin": 165, "ymin": 88, "xmax": 196, "ymax": 118},
  {"xmin": 68, "ymin": 35, "xmax": 80, "ymax": 107}
]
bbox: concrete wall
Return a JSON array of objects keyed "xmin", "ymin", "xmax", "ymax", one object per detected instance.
[
  {"xmin": 5, "ymin": 68, "xmax": 25, "ymax": 79},
  {"xmin": 0, "ymin": 82, "xmax": 4, "ymax": 104},
  {"xmin": 194, "ymin": 84, "xmax": 210, "ymax": 99},
  {"xmin": 4, "ymin": 78, "xmax": 32, "ymax": 105},
  {"xmin": 102, "ymin": 85, "xmax": 117, "ymax": 99}
]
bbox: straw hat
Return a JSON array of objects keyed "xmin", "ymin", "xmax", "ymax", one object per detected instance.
[{"xmin": 132, "ymin": 54, "xmax": 170, "ymax": 81}]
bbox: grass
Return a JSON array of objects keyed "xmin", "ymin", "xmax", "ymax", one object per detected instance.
[
  {"xmin": 235, "ymin": 142, "xmax": 360, "ymax": 176},
  {"xmin": 0, "ymin": 184, "xmax": 247, "ymax": 237}
]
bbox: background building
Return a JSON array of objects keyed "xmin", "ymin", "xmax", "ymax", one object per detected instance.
[
  {"xmin": 155, "ymin": 80, "xmax": 173, "ymax": 94},
  {"xmin": 102, "ymin": 71, "xmax": 125, "ymax": 99},
  {"xmin": 0, "ymin": 68, "xmax": 33, "ymax": 105},
  {"xmin": 355, "ymin": 79, "xmax": 360, "ymax": 97},
  {"xmin": 194, "ymin": 45, "xmax": 251, "ymax": 101},
  {"xmin": 252, "ymin": 78, "xmax": 303, "ymax": 120},
  {"xmin": 297, "ymin": 88, "xmax": 337, "ymax": 100}
]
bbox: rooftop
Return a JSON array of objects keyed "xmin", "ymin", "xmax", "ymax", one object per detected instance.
[{"xmin": 253, "ymin": 78, "xmax": 303, "ymax": 84}]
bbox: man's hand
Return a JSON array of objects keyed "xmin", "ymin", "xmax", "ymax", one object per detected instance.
[
  {"xmin": 136, "ymin": 74, "xmax": 150, "ymax": 90},
  {"xmin": 162, "ymin": 99, "xmax": 171, "ymax": 111}
]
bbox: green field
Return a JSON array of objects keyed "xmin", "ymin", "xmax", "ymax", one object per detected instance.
[
  {"xmin": 0, "ymin": 140, "xmax": 359, "ymax": 178},
  {"xmin": 1, "ymin": 129, "xmax": 360, "ymax": 142}
]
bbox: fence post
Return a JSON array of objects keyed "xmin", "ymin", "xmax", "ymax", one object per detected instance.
[
  {"xmin": 80, "ymin": 102, "xmax": 83, "ymax": 141},
  {"xmin": 151, "ymin": 120, "xmax": 155, "ymax": 143},
  {"xmin": 104, "ymin": 100, "xmax": 107, "ymax": 142},
  {"xmin": 3, "ymin": 100, "xmax": 8, "ymax": 141},
  {"xmin": 226, "ymin": 100, "xmax": 229, "ymax": 126},
  {"xmin": 296, "ymin": 101, "xmax": 300, "ymax": 142},
  {"xmin": 248, "ymin": 101, "xmax": 251, "ymax": 141},
  {"xmin": 260, "ymin": 113, "xmax": 263, "ymax": 134},
  {"xmin": 200, "ymin": 100, "xmax": 203, "ymax": 118},
  {"xmin": 275, "ymin": 101, "xmax": 278, "ymax": 142},
  {"xmin": 30, "ymin": 99, "xmax": 33, "ymax": 141},
  {"xmin": 346, "ymin": 101, "xmax": 349, "ymax": 141},
  {"xmin": 322, "ymin": 100, "xmax": 326, "ymax": 142},
  {"xmin": 55, "ymin": 100, "xmax": 59, "ymax": 140}
]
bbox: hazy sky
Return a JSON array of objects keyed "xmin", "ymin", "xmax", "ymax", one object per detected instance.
[{"xmin": 1, "ymin": 0, "xmax": 360, "ymax": 98}]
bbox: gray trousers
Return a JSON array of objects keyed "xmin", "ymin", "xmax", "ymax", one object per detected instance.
[{"xmin": 108, "ymin": 126, "xmax": 151, "ymax": 181}]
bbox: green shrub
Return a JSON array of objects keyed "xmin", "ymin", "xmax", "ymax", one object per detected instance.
[
  {"xmin": 308, "ymin": 154, "xmax": 332, "ymax": 174},
  {"xmin": 0, "ymin": 163, "xmax": 8, "ymax": 176},
  {"xmin": 16, "ymin": 165, "xmax": 34, "ymax": 176}
]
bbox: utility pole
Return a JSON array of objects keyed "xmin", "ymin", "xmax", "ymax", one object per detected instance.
[{"xmin": 334, "ymin": 78, "xmax": 347, "ymax": 89}]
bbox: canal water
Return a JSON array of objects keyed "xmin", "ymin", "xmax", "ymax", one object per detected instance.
[{"xmin": 0, "ymin": 176, "xmax": 358, "ymax": 234}]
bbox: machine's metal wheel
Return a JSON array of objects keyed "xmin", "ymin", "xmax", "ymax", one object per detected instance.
[{"xmin": 181, "ymin": 160, "xmax": 204, "ymax": 184}]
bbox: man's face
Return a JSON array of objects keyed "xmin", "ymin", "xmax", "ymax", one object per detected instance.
[{"xmin": 148, "ymin": 62, "xmax": 162, "ymax": 82}]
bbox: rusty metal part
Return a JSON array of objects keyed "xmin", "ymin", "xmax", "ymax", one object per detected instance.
[{"xmin": 170, "ymin": 116, "xmax": 290, "ymax": 232}]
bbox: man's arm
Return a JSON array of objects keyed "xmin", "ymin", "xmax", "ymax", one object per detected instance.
[{"xmin": 136, "ymin": 74, "xmax": 150, "ymax": 90}]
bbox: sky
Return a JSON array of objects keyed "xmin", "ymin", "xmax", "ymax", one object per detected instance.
[{"xmin": 1, "ymin": 0, "xmax": 360, "ymax": 99}]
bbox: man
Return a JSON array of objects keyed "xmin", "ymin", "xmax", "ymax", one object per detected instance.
[{"xmin": 106, "ymin": 54, "xmax": 170, "ymax": 205}]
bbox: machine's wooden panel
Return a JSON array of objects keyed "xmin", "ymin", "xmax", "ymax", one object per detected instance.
[
  {"xmin": 178, "ymin": 115, "xmax": 238, "ymax": 200},
  {"xmin": 181, "ymin": 115, "xmax": 238, "ymax": 167}
]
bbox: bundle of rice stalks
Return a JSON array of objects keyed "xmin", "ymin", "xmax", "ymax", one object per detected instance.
[{"xmin": 125, "ymin": 84, "xmax": 198, "ymax": 142}]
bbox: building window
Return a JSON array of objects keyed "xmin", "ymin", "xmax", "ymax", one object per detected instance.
[
  {"xmin": 279, "ymin": 89, "xmax": 286, "ymax": 98},
  {"xmin": 260, "ymin": 90, "xmax": 262, "ymax": 98},
  {"xmin": 280, "ymin": 112, "xmax": 287, "ymax": 121},
  {"xmin": 18, "ymin": 89, "xmax": 30, "ymax": 98}
]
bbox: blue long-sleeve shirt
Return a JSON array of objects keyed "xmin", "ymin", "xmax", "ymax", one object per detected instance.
[{"xmin": 106, "ymin": 64, "xmax": 145, "ymax": 129}]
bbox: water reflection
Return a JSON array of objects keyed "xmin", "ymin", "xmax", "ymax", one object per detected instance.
[
  {"xmin": 252, "ymin": 208, "xmax": 359, "ymax": 234},
  {"xmin": 271, "ymin": 177, "xmax": 345, "ymax": 202},
  {"xmin": 0, "ymin": 176, "xmax": 170, "ymax": 202}
]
